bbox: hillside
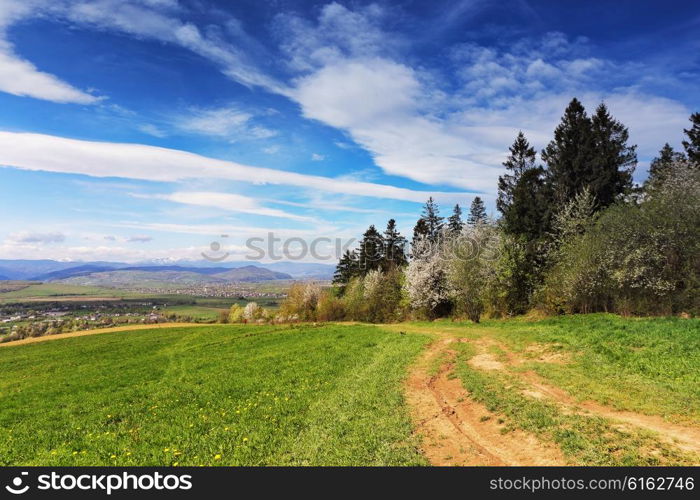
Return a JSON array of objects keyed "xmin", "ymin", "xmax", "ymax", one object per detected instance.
[
  {"xmin": 55, "ymin": 266, "xmax": 292, "ymax": 288},
  {"xmin": 0, "ymin": 323, "xmax": 428, "ymax": 466},
  {"xmin": 0, "ymin": 316, "xmax": 697, "ymax": 466},
  {"xmin": 0, "ymin": 259, "xmax": 330, "ymax": 281}
]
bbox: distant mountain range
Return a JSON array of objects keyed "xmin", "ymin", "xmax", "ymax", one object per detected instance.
[{"xmin": 0, "ymin": 259, "xmax": 335, "ymax": 282}]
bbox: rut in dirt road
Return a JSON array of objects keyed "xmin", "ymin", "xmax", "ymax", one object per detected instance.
[
  {"xmin": 465, "ymin": 338, "xmax": 700, "ymax": 456},
  {"xmin": 406, "ymin": 338, "xmax": 565, "ymax": 466}
]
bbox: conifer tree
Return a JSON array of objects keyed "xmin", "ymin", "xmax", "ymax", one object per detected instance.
[
  {"xmin": 333, "ymin": 249, "xmax": 358, "ymax": 289},
  {"xmin": 411, "ymin": 218, "xmax": 430, "ymax": 258},
  {"xmin": 420, "ymin": 197, "xmax": 444, "ymax": 242},
  {"xmin": 542, "ymin": 98, "xmax": 594, "ymax": 205},
  {"xmin": 467, "ymin": 196, "xmax": 487, "ymax": 226},
  {"xmin": 506, "ymin": 167, "xmax": 552, "ymax": 241},
  {"xmin": 447, "ymin": 204, "xmax": 463, "ymax": 236},
  {"xmin": 357, "ymin": 225, "xmax": 384, "ymax": 274},
  {"xmin": 382, "ymin": 219, "xmax": 407, "ymax": 270},
  {"xmin": 647, "ymin": 143, "xmax": 686, "ymax": 186},
  {"xmin": 543, "ymin": 99, "xmax": 636, "ymax": 209},
  {"xmin": 589, "ymin": 103, "xmax": 636, "ymax": 207},
  {"xmin": 498, "ymin": 131, "xmax": 537, "ymax": 216},
  {"xmin": 682, "ymin": 112, "xmax": 700, "ymax": 164}
]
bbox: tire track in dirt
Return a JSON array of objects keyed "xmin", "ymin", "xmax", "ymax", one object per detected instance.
[
  {"xmin": 467, "ymin": 339, "xmax": 700, "ymax": 456},
  {"xmin": 405, "ymin": 337, "xmax": 566, "ymax": 466}
]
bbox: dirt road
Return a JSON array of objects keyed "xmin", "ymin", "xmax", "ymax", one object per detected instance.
[{"xmin": 396, "ymin": 325, "xmax": 700, "ymax": 465}]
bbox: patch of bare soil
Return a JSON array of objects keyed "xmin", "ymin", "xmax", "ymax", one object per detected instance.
[
  {"xmin": 467, "ymin": 353, "xmax": 505, "ymax": 371},
  {"xmin": 405, "ymin": 338, "xmax": 565, "ymax": 466}
]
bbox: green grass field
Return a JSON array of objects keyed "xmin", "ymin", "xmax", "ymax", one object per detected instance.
[
  {"xmin": 0, "ymin": 283, "xmax": 129, "ymax": 300},
  {"xmin": 0, "ymin": 324, "xmax": 429, "ymax": 466},
  {"xmin": 164, "ymin": 305, "xmax": 227, "ymax": 322},
  {"xmin": 0, "ymin": 314, "xmax": 697, "ymax": 466}
]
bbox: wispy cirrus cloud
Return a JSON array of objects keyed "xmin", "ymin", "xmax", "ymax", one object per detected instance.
[
  {"xmin": 0, "ymin": 131, "xmax": 472, "ymax": 204},
  {"xmin": 139, "ymin": 191, "xmax": 316, "ymax": 223},
  {"xmin": 174, "ymin": 105, "xmax": 277, "ymax": 140}
]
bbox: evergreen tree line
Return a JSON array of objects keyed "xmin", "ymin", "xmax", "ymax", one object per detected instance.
[{"xmin": 276, "ymin": 102, "xmax": 699, "ymax": 323}]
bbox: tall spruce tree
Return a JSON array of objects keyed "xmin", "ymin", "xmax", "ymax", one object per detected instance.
[
  {"xmin": 420, "ymin": 197, "xmax": 444, "ymax": 242},
  {"xmin": 588, "ymin": 103, "xmax": 636, "ymax": 207},
  {"xmin": 506, "ymin": 167, "xmax": 552, "ymax": 241},
  {"xmin": 382, "ymin": 219, "xmax": 407, "ymax": 270},
  {"xmin": 357, "ymin": 225, "xmax": 384, "ymax": 274},
  {"xmin": 543, "ymin": 99, "xmax": 636, "ymax": 209},
  {"xmin": 498, "ymin": 131, "xmax": 537, "ymax": 216},
  {"xmin": 682, "ymin": 112, "xmax": 700, "ymax": 164},
  {"xmin": 447, "ymin": 204, "xmax": 464, "ymax": 236},
  {"xmin": 333, "ymin": 249, "xmax": 358, "ymax": 289},
  {"xmin": 647, "ymin": 143, "xmax": 686, "ymax": 186},
  {"xmin": 467, "ymin": 197, "xmax": 487, "ymax": 226},
  {"xmin": 542, "ymin": 98, "xmax": 595, "ymax": 205}
]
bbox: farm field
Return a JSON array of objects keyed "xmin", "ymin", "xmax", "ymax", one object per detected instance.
[
  {"xmin": 0, "ymin": 314, "xmax": 697, "ymax": 466},
  {"xmin": 0, "ymin": 283, "xmax": 137, "ymax": 301},
  {"xmin": 164, "ymin": 305, "xmax": 228, "ymax": 322}
]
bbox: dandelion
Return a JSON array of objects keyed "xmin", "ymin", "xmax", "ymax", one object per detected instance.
[
  {"xmin": 110, "ymin": 455, "xmax": 116, "ymax": 459},
  {"xmin": 243, "ymin": 437, "xmax": 248, "ymax": 442},
  {"xmin": 214, "ymin": 454, "xmax": 222, "ymax": 460}
]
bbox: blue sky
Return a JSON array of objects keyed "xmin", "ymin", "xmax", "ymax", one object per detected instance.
[{"xmin": 0, "ymin": 0, "xmax": 697, "ymax": 263}]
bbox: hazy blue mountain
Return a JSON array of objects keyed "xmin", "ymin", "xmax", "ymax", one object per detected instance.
[
  {"xmin": 60, "ymin": 265, "xmax": 292, "ymax": 287},
  {"xmin": 0, "ymin": 259, "xmax": 332, "ymax": 281}
]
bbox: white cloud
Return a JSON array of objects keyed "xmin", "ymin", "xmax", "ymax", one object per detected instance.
[
  {"xmin": 126, "ymin": 235, "xmax": 153, "ymax": 243},
  {"xmin": 287, "ymin": 15, "xmax": 692, "ymax": 191},
  {"xmin": 137, "ymin": 124, "xmax": 167, "ymax": 138},
  {"xmin": 275, "ymin": 2, "xmax": 393, "ymax": 72},
  {"xmin": 0, "ymin": 0, "xmax": 99, "ymax": 104},
  {"xmin": 0, "ymin": 131, "xmax": 472, "ymax": 203},
  {"xmin": 0, "ymin": 241, "xmax": 220, "ymax": 263},
  {"xmin": 7, "ymin": 231, "xmax": 66, "ymax": 244},
  {"xmin": 143, "ymin": 191, "xmax": 316, "ymax": 222},
  {"xmin": 293, "ymin": 57, "xmax": 502, "ymax": 191},
  {"xmin": 175, "ymin": 105, "xmax": 277, "ymax": 140},
  {"xmin": 311, "ymin": 153, "xmax": 325, "ymax": 161},
  {"xmin": 0, "ymin": 43, "xmax": 101, "ymax": 104}
]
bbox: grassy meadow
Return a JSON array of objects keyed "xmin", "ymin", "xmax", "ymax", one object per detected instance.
[
  {"xmin": 0, "ymin": 314, "xmax": 697, "ymax": 466},
  {"xmin": 0, "ymin": 323, "xmax": 429, "ymax": 466}
]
